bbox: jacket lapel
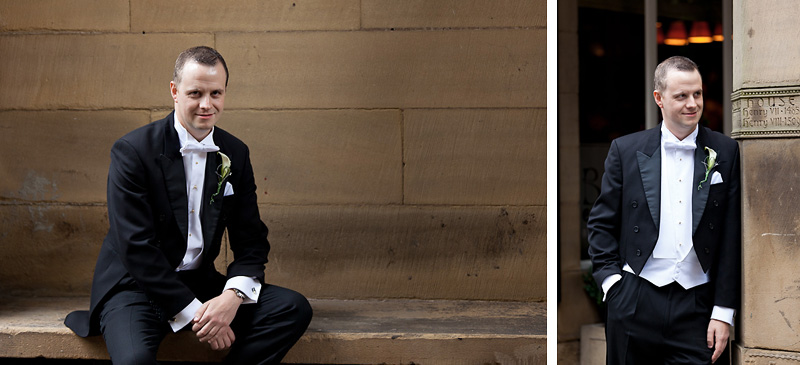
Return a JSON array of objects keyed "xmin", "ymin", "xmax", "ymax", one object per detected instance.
[
  {"xmin": 692, "ymin": 126, "xmax": 711, "ymax": 235},
  {"xmin": 637, "ymin": 126, "xmax": 662, "ymax": 229},
  {"xmin": 159, "ymin": 116, "xmax": 189, "ymax": 240},
  {"xmin": 200, "ymin": 142, "xmax": 223, "ymax": 258}
]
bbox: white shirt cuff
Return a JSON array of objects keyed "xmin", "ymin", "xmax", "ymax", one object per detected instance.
[
  {"xmin": 601, "ymin": 274, "xmax": 622, "ymax": 302},
  {"xmin": 711, "ymin": 305, "xmax": 735, "ymax": 326},
  {"xmin": 224, "ymin": 276, "xmax": 261, "ymax": 304},
  {"xmin": 168, "ymin": 298, "xmax": 202, "ymax": 332}
]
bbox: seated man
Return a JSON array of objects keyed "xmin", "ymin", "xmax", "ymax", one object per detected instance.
[{"xmin": 65, "ymin": 46, "xmax": 312, "ymax": 365}]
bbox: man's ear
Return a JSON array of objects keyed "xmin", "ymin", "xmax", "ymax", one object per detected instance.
[
  {"xmin": 653, "ymin": 90, "xmax": 663, "ymax": 108},
  {"xmin": 170, "ymin": 81, "xmax": 178, "ymax": 103}
]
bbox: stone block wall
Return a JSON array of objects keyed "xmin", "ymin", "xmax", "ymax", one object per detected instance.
[{"xmin": 0, "ymin": 0, "xmax": 546, "ymax": 301}]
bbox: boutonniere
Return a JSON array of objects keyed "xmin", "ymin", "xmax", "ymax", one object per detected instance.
[
  {"xmin": 210, "ymin": 152, "xmax": 231, "ymax": 204},
  {"xmin": 698, "ymin": 146, "xmax": 718, "ymax": 190}
]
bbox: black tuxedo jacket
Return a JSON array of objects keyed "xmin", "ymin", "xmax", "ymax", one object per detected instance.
[
  {"xmin": 65, "ymin": 112, "xmax": 270, "ymax": 337},
  {"xmin": 587, "ymin": 124, "xmax": 741, "ymax": 310}
]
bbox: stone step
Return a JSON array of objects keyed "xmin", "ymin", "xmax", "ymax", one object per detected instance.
[{"xmin": 0, "ymin": 296, "xmax": 546, "ymax": 364}]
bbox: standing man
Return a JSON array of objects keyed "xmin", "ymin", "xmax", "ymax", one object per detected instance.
[
  {"xmin": 65, "ymin": 46, "xmax": 312, "ymax": 364},
  {"xmin": 588, "ymin": 56, "xmax": 740, "ymax": 364}
]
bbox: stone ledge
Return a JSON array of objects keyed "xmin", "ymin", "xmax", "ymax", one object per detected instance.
[{"xmin": 0, "ymin": 296, "xmax": 546, "ymax": 364}]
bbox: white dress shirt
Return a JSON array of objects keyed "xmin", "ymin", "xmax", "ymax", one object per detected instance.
[
  {"xmin": 602, "ymin": 124, "xmax": 734, "ymax": 326},
  {"xmin": 169, "ymin": 115, "xmax": 261, "ymax": 332}
]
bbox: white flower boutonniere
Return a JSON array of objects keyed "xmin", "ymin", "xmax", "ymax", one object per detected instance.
[
  {"xmin": 698, "ymin": 147, "xmax": 718, "ymax": 190},
  {"xmin": 210, "ymin": 152, "xmax": 231, "ymax": 204}
]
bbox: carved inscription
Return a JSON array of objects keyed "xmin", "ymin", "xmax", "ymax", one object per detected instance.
[
  {"xmin": 732, "ymin": 87, "xmax": 800, "ymax": 139},
  {"xmin": 740, "ymin": 96, "xmax": 800, "ymax": 128}
]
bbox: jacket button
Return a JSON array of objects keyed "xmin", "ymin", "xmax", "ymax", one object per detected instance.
[
  {"xmin": 704, "ymin": 247, "xmax": 710, "ymax": 254},
  {"xmin": 713, "ymin": 200, "xmax": 719, "ymax": 207},
  {"xmin": 633, "ymin": 226, "xmax": 639, "ymax": 233},
  {"xmin": 709, "ymin": 223, "xmax": 714, "ymax": 230},
  {"xmin": 159, "ymin": 214, "xmax": 166, "ymax": 222},
  {"xmin": 631, "ymin": 200, "xmax": 638, "ymax": 208},
  {"xmin": 636, "ymin": 249, "xmax": 642, "ymax": 256}
]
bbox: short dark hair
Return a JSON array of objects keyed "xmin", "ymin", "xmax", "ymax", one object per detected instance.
[
  {"xmin": 654, "ymin": 56, "xmax": 699, "ymax": 92},
  {"xmin": 173, "ymin": 46, "xmax": 229, "ymax": 87}
]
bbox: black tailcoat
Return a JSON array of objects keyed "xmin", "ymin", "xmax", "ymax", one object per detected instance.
[{"xmin": 587, "ymin": 125, "xmax": 741, "ymax": 310}]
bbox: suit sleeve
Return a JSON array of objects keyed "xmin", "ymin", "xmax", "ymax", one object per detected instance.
[
  {"xmin": 712, "ymin": 142, "xmax": 741, "ymax": 310},
  {"xmin": 224, "ymin": 144, "xmax": 270, "ymax": 282},
  {"xmin": 587, "ymin": 140, "xmax": 624, "ymax": 289},
  {"xmin": 107, "ymin": 139, "xmax": 196, "ymax": 318}
]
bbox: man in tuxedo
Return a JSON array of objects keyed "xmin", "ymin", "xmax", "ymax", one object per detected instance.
[
  {"xmin": 65, "ymin": 46, "xmax": 312, "ymax": 364},
  {"xmin": 587, "ymin": 56, "xmax": 740, "ymax": 364}
]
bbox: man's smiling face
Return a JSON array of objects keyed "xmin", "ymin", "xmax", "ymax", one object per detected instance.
[
  {"xmin": 654, "ymin": 69, "xmax": 704, "ymax": 139},
  {"xmin": 170, "ymin": 60, "xmax": 227, "ymax": 141}
]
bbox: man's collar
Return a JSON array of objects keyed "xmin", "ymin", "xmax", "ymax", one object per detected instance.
[
  {"xmin": 660, "ymin": 123, "xmax": 698, "ymax": 144},
  {"xmin": 173, "ymin": 112, "xmax": 216, "ymax": 148}
]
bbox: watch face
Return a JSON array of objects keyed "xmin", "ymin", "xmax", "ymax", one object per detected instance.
[{"xmin": 230, "ymin": 288, "xmax": 245, "ymax": 299}]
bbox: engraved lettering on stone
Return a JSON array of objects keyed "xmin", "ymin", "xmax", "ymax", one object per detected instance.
[
  {"xmin": 740, "ymin": 96, "xmax": 800, "ymax": 128},
  {"xmin": 732, "ymin": 88, "xmax": 800, "ymax": 139}
]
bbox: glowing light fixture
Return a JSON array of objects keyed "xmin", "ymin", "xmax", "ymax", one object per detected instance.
[
  {"xmin": 689, "ymin": 21, "xmax": 713, "ymax": 43},
  {"xmin": 664, "ymin": 21, "xmax": 688, "ymax": 46},
  {"xmin": 713, "ymin": 22, "xmax": 724, "ymax": 42},
  {"xmin": 656, "ymin": 22, "xmax": 664, "ymax": 45}
]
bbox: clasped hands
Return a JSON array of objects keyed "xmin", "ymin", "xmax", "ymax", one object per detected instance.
[{"xmin": 191, "ymin": 289, "xmax": 242, "ymax": 350}]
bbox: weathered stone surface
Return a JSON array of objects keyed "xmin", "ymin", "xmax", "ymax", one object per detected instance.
[
  {"xmin": 557, "ymin": 0, "xmax": 578, "ymax": 33},
  {"xmin": 0, "ymin": 296, "xmax": 545, "ymax": 363},
  {"xmin": 733, "ymin": 0, "xmax": 800, "ymax": 89},
  {"xmin": 558, "ymin": 32, "xmax": 579, "ymax": 94},
  {"xmin": 580, "ymin": 324, "xmax": 606, "ymax": 365},
  {"xmin": 0, "ymin": 204, "xmax": 231, "ymax": 296},
  {"xmin": 288, "ymin": 336, "xmax": 545, "ymax": 365},
  {"xmin": 0, "ymin": 111, "xmax": 149, "ymax": 203},
  {"xmin": 739, "ymin": 139, "xmax": 800, "ymax": 351},
  {"xmin": 217, "ymin": 29, "xmax": 545, "ymax": 109},
  {"xmin": 0, "ymin": 0, "xmax": 129, "ymax": 31},
  {"xmin": 558, "ymin": 340, "xmax": 580, "ymax": 365},
  {"xmin": 219, "ymin": 109, "xmax": 403, "ymax": 204},
  {"xmin": 558, "ymin": 269, "xmax": 600, "ymax": 342},
  {"xmin": 131, "ymin": 0, "xmax": 359, "ymax": 32},
  {"xmin": 361, "ymin": 0, "xmax": 546, "ymax": 29},
  {"xmin": 734, "ymin": 342, "xmax": 800, "ymax": 365},
  {"xmin": 1, "ymin": 203, "xmax": 544, "ymax": 301},
  {"xmin": 261, "ymin": 205, "xmax": 545, "ymax": 301},
  {"xmin": 404, "ymin": 109, "xmax": 546, "ymax": 205},
  {"xmin": 0, "ymin": 34, "xmax": 212, "ymax": 109},
  {"xmin": 0, "ymin": 205, "xmax": 108, "ymax": 296}
]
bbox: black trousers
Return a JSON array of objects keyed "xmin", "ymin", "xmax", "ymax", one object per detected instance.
[
  {"xmin": 605, "ymin": 272, "xmax": 717, "ymax": 365},
  {"xmin": 98, "ymin": 273, "xmax": 312, "ymax": 365}
]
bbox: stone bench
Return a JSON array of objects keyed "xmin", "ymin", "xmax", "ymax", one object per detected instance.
[
  {"xmin": 0, "ymin": 296, "xmax": 546, "ymax": 364},
  {"xmin": 1, "ymin": 197, "xmax": 546, "ymax": 363}
]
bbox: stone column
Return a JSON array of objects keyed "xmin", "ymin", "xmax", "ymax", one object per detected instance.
[
  {"xmin": 732, "ymin": 1, "xmax": 800, "ymax": 363},
  {"xmin": 557, "ymin": 0, "xmax": 607, "ymax": 363}
]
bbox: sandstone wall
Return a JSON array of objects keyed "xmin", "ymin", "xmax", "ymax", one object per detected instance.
[{"xmin": 0, "ymin": 0, "xmax": 546, "ymax": 301}]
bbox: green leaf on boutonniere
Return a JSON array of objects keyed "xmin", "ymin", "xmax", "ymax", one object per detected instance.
[
  {"xmin": 210, "ymin": 152, "xmax": 232, "ymax": 204},
  {"xmin": 698, "ymin": 147, "xmax": 718, "ymax": 190}
]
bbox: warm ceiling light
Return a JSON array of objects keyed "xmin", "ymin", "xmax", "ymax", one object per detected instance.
[
  {"xmin": 656, "ymin": 22, "xmax": 664, "ymax": 44},
  {"xmin": 665, "ymin": 21, "xmax": 688, "ymax": 46},
  {"xmin": 713, "ymin": 22, "xmax": 724, "ymax": 42},
  {"xmin": 689, "ymin": 21, "xmax": 713, "ymax": 43}
]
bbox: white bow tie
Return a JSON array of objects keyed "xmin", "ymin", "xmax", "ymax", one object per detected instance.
[
  {"xmin": 180, "ymin": 141, "xmax": 219, "ymax": 156},
  {"xmin": 663, "ymin": 139, "xmax": 696, "ymax": 151}
]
